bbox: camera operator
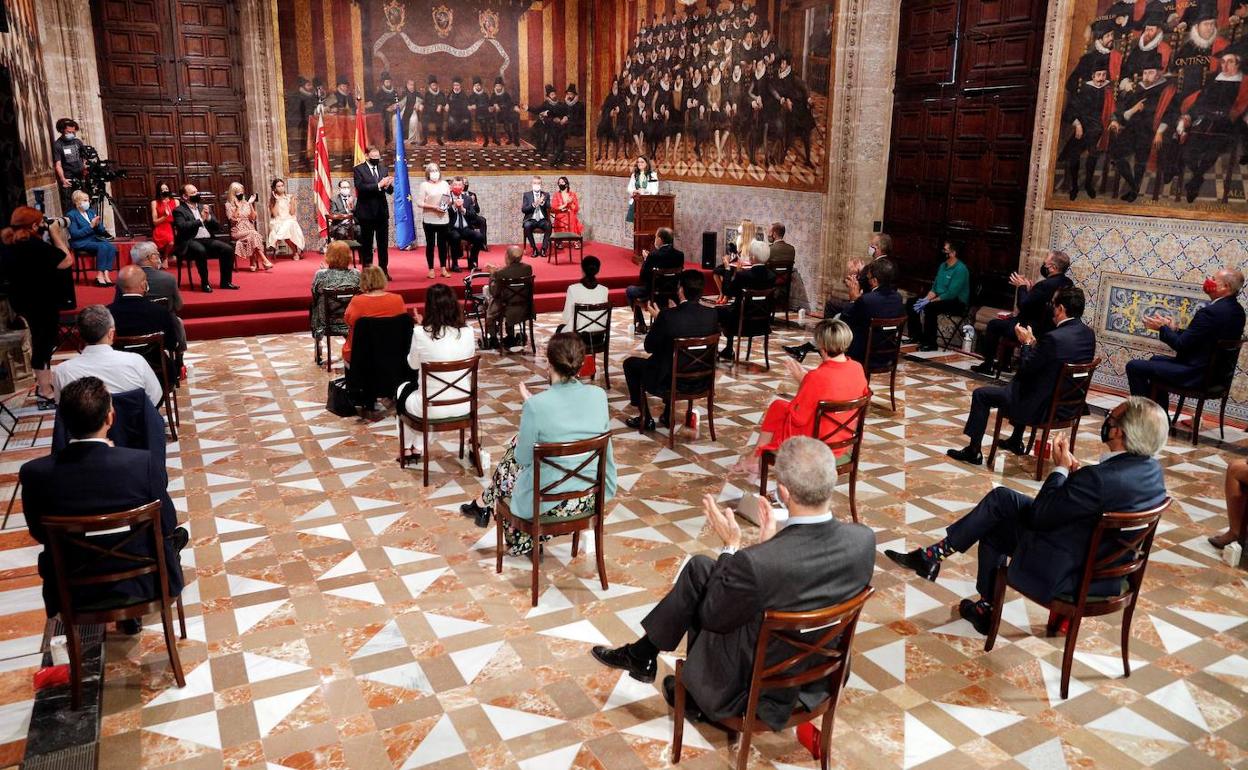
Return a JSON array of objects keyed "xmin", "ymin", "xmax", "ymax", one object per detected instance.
[
  {"xmin": 1, "ymin": 208, "xmax": 75, "ymax": 409},
  {"xmin": 172, "ymin": 184, "xmax": 239, "ymax": 293},
  {"xmin": 52, "ymin": 118, "xmax": 86, "ymax": 214}
]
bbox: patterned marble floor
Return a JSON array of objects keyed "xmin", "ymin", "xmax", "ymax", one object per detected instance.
[{"xmin": 0, "ymin": 312, "xmax": 1245, "ymax": 770}]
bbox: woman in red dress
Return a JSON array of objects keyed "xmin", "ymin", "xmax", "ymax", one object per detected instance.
[
  {"xmin": 734, "ymin": 318, "xmax": 869, "ymax": 475},
  {"xmin": 150, "ymin": 181, "xmax": 176, "ymax": 266},
  {"xmin": 551, "ymin": 175, "xmax": 583, "ymax": 234}
]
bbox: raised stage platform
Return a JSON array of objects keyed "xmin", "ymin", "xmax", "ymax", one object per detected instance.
[{"xmin": 71, "ymin": 240, "xmax": 652, "ymax": 341}]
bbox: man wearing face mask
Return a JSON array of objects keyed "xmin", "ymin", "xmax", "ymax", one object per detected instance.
[
  {"xmin": 446, "ymin": 176, "xmax": 484, "ymax": 271},
  {"xmin": 171, "ymin": 184, "xmax": 239, "ymax": 293},
  {"xmin": 520, "ymin": 176, "xmax": 552, "ymax": 257},
  {"xmin": 971, "ymin": 250, "xmax": 1074, "ymax": 376},
  {"xmin": 327, "ymin": 180, "xmax": 357, "ymax": 242},
  {"xmin": 885, "ymin": 396, "xmax": 1169, "ymax": 635},
  {"xmin": 353, "ymin": 146, "xmax": 395, "ymax": 275},
  {"xmin": 53, "ymin": 118, "xmax": 86, "ymax": 214},
  {"xmin": 1126, "ymin": 267, "xmax": 1246, "ymax": 410},
  {"xmin": 946, "ymin": 286, "xmax": 1097, "ymax": 466}
]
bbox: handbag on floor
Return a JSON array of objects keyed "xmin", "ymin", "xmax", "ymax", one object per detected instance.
[{"xmin": 326, "ymin": 377, "xmax": 355, "ymax": 417}]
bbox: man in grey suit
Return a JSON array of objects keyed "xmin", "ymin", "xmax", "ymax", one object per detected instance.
[
  {"xmin": 766, "ymin": 221, "xmax": 795, "ymax": 269},
  {"xmin": 591, "ymin": 437, "xmax": 876, "ymax": 729},
  {"xmin": 116, "ymin": 241, "xmax": 185, "ymax": 349}
]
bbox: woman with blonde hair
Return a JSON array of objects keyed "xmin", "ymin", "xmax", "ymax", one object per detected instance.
[
  {"xmin": 418, "ymin": 161, "xmax": 452, "ymax": 279},
  {"xmin": 732, "ymin": 318, "xmax": 869, "ymax": 475},
  {"xmin": 225, "ymin": 182, "xmax": 272, "ymax": 271},
  {"xmin": 65, "ymin": 189, "xmax": 117, "ymax": 286}
]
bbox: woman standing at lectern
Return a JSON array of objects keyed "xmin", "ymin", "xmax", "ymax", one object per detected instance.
[{"xmin": 625, "ymin": 155, "xmax": 658, "ymax": 225}]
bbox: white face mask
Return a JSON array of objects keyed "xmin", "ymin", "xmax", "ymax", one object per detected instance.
[
  {"xmin": 78, "ymin": 201, "xmax": 90, "ymax": 211},
  {"xmin": 532, "ymin": 185, "xmax": 541, "ymax": 193},
  {"xmin": 339, "ymin": 187, "xmax": 350, "ymax": 196},
  {"xmin": 429, "ymin": 171, "xmax": 440, "ymax": 182}
]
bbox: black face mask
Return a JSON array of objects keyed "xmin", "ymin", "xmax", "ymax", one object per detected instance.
[
  {"xmin": 188, "ymin": 194, "xmax": 202, "ymax": 203},
  {"xmin": 160, "ymin": 190, "xmax": 172, "ymax": 199},
  {"xmin": 368, "ymin": 158, "xmax": 379, "ymax": 166},
  {"xmin": 1039, "ymin": 264, "xmax": 1051, "ymax": 278},
  {"xmin": 236, "ymin": 193, "xmax": 244, "ymax": 200},
  {"xmin": 1100, "ymin": 416, "xmax": 1116, "ymax": 444},
  {"xmin": 557, "ymin": 182, "xmax": 568, "ymax": 190}
]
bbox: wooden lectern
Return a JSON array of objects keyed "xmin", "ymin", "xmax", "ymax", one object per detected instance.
[{"xmin": 632, "ymin": 194, "xmax": 676, "ymax": 263}]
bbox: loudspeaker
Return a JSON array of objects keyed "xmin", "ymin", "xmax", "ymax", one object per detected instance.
[{"xmin": 701, "ymin": 231, "xmax": 716, "ymax": 269}]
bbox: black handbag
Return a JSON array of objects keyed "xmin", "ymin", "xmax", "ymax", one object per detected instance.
[{"xmin": 326, "ymin": 377, "xmax": 355, "ymax": 417}]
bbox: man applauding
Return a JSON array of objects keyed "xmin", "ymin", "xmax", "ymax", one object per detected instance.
[{"xmin": 591, "ymin": 437, "xmax": 875, "ymax": 728}]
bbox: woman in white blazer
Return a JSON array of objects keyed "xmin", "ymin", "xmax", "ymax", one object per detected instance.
[
  {"xmin": 559, "ymin": 256, "xmax": 610, "ymax": 333},
  {"xmin": 397, "ymin": 283, "xmax": 476, "ymax": 420},
  {"xmin": 625, "ymin": 155, "xmax": 659, "ymax": 223}
]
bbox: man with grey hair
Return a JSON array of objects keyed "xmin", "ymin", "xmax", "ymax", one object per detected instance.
[
  {"xmin": 119, "ymin": 241, "xmax": 184, "ymax": 315},
  {"xmin": 52, "ymin": 305, "xmax": 163, "ymax": 407},
  {"xmin": 1127, "ymin": 266, "xmax": 1246, "ymax": 409},
  {"xmin": 591, "ymin": 436, "xmax": 875, "ymax": 729},
  {"xmin": 886, "ymin": 396, "xmax": 1169, "ymax": 635}
]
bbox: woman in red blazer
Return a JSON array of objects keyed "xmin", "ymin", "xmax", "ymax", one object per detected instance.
[{"xmin": 735, "ymin": 318, "xmax": 868, "ymax": 474}]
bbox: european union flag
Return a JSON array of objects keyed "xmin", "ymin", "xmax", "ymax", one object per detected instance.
[{"xmin": 393, "ymin": 111, "xmax": 416, "ymax": 249}]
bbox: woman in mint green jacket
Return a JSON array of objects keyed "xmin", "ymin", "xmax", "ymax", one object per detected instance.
[
  {"xmin": 461, "ymin": 332, "xmax": 617, "ymax": 555},
  {"xmin": 906, "ymin": 239, "xmax": 970, "ymax": 351}
]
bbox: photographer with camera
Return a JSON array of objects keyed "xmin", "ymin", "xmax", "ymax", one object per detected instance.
[
  {"xmin": 2, "ymin": 208, "xmax": 75, "ymax": 409},
  {"xmin": 53, "ymin": 118, "xmax": 86, "ymax": 214},
  {"xmin": 67, "ymin": 190, "xmax": 118, "ymax": 287},
  {"xmin": 172, "ymin": 184, "xmax": 239, "ymax": 293}
]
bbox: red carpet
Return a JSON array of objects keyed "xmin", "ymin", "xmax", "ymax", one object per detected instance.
[{"xmin": 73, "ymin": 240, "xmax": 660, "ymax": 340}]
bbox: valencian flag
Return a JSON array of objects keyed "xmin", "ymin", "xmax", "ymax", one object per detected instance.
[
  {"xmin": 392, "ymin": 110, "xmax": 416, "ymax": 249},
  {"xmin": 352, "ymin": 92, "xmax": 369, "ymax": 168},
  {"xmin": 312, "ymin": 110, "xmax": 331, "ymax": 238}
]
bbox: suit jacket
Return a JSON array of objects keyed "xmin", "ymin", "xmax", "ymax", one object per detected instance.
[
  {"xmin": 109, "ymin": 295, "xmax": 179, "ymax": 353},
  {"xmin": 638, "ymin": 243, "xmax": 686, "ymax": 287},
  {"xmin": 353, "ymin": 162, "xmax": 394, "ymax": 222},
  {"xmin": 1013, "ymin": 452, "xmax": 1167, "ymax": 603},
  {"xmin": 143, "ymin": 266, "xmax": 183, "ymax": 314},
  {"xmin": 680, "ymin": 519, "xmax": 876, "ymax": 731},
  {"xmin": 51, "ymin": 388, "xmax": 166, "ymax": 466},
  {"xmin": 1007, "ymin": 318, "xmax": 1097, "ymax": 425},
  {"xmin": 642, "ymin": 299, "xmax": 720, "ymax": 394},
  {"xmin": 171, "ymin": 202, "xmax": 222, "ymax": 256},
  {"xmin": 328, "ymin": 194, "xmax": 357, "ymax": 239},
  {"xmin": 20, "ymin": 440, "xmax": 183, "ymax": 617},
  {"xmin": 345, "ymin": 313, "xmax": 416, "ymax": 404},
  {"xmin": 842, "ymin": 287, "xmax": 905, "ymax": 366},
  {"xmin": 1016, "ymin": 273, "xmax": 1073, "ymax": 335},
  {"xmin": 1157, "ymin": 296, "xmax": 1247, "ymax": 384},
  {"xmin": 488, "ymin": 262, "xmax": 535, "ymax": 326},
  {"xmin": 66, "ymin": 208, "xmax": 108, "ymax": 247},
  {"xmin": 767, "ymin": 239, "xmax": 795, "ymax": 269},
  {"xmin": 520, "ymin": 190, "xmax": 551, "ymax": 224}
]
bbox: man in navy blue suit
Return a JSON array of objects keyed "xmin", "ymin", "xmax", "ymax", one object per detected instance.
[
  {"xmin": 1126, "ymin": 267, "xmax": 1246, "ymax": 409},
  {"xmin": 787, "ymin": 258, "xmax": 906, "ymax": 366},
  {"xmin": 20, "ymin": 377, "xmax": 187, "ymax": 631},
  {"xmin": 886, "ymin": 396, "xmax": 1169, "ymax": 634},
  {"xmin": 971, "ymin": 250, "xmax": 1074, "ymax": 376},
  {"xmin": 947, "ymin": 286, "xmax": 1098, "ymax": 465}
]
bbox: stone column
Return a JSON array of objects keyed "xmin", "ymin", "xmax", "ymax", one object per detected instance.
[{"xmin": 238, "ymin": 0, "xmax": 287, "ymax": 233}]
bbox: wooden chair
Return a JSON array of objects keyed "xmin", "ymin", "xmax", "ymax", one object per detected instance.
[
  {"xmin": 495, "ymin": 432, "xmax": 611, "ymax": 606},
  {"xmin": 113, "ymin": 332, "xmax": 179, "ymax": 441},
  {"xmin": 490, "ymin": 276, "xmax": 537, "ymax": 355},
  {"xmin": 633, "ymin": 267, "xmax": 682, "ymax": 325},
  {"xmin": 397, "ymin": 356, "xmax": 482, "ymax": 487},
  {"xmin": 72, "ymin": 249, "xmax": 95, "ymax": 285},
  {"xmin": 1150, "ymin": 338, "xmax": 1245, "ymax": 446},
  {"xmin": 573, "ymin": 302, "xmax": 612, "ymax": 386},
  {"xmin": 984, "ymin": 498, "xmax": 1171, "ymax": 699},
  {"xmin": 461, "ymin": 272, "xmax": 491, "ymax": 338},
  {"xmin": 771, "ymin": 264, "xmax": 794, "ymax": 323},
  {"xmin": 987, "ymin": 358, "xmax": 1099, "ymax": 480},
  {"xmin": 314, "ymin": 286, "xmax": 359, "ymax": 371},
  {"xmin": 758, "ymin": 392, "xmax": 872, "ymax": 523},
  {"xmin": 547, "ymin": 232, "xmax": 583, "ymax": 264},
  {"xmin": 43, "ymin": 501, "xmax": 188, "ymax": 709},
  {"xmin": 640, "ymin": 334, "xmax": 720, "ymax": 449},
  {"xmin": 672, "ymin": 586, "xmax": 876, "ymax": 770},
  {"xmin": 733, "ymin": 288, "xmax": 774, "ymax": 370},
  {"xmin": 864, "ymin": 315, "xmax": 906, "ymax": 411}
]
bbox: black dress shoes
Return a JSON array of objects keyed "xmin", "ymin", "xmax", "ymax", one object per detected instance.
[
  {"xmin": 221, "ymin": 282, "xmax": 240, "ymax": 290},
  {"xmin": 783, "ymin": 343, "xmax": 812, "ymax": 362},
  {"xmin": 591, "ymin": 644, "xmax": 657, "ymax": 683},
  {"xmin": 884, "ymin": 547, "xmax": 941, "ymax": 581},
  {"xmin": 201, "ymin": 284, "xmax": 213, "ymax": 293},
  {"xmin": 171, "ymin": 526, "xmax": 190, "ymax": 552},
  {"xmin": 946, "ymin": 446, "xmax": 983, "ymax": 466},
  {"xmin": 460, "ymin": 500, "xmax": 491, "ymax": 528},
  {"xmin": 718, "ymin": 346, "xmax": 735, "ymax": 361},
  {"xmin": 958, "ymin": 598, "xmax": 994, "ymax": 635},
  {"xmin": 969, "ymin": 360, "xmax": 996, "ymax": 376},
  {"xmin": 662, "ymin": 675, "xmax": 706, "ymax": 722},
  {"xmin": 625, "ymin": 415, "xmax": 657, "ymax": 432},
  {"xmin": 998, "ymin": 437, "xmax": 1027, "ymax": 456},
  {"xmin": 917, "ymin": 343, "xmax": 938, "ymax": 352}
]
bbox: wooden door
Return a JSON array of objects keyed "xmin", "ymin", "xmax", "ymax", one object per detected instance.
[{"xmin": 93, "ymin": 0, "xmax": 250, "ymax": 234}]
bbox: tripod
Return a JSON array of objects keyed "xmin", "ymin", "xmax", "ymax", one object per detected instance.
[{"xmin": 89, "ymin": 187, "xmax": 131, "ymax": 238}]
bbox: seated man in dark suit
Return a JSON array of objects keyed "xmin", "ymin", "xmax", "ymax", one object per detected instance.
[
  {"xmin": 623, "ymin": 269, "xmax": 719, "ymax": 431},
  {"xmin": 117, "ymin": 241, "xmax": 186, "ymax": 350},
  {"xmin": 446, "ymin": 176, "xmax": 485, "ymax": 271},
  {"xmin": 786, "ymin": 258, "xmax": 905, "ymax": 365},
  {"xmin": 625, "ymin": 227, "xmax": 686, "ymax": 333},
  {"xmin": 886, "ymin": 396, "xmax": 1169, "ymax": 633},
  {"xmin": 947, "ymin": 286, "xmax": 1097, "ymax": 465},
  {"xmin": 109, "ymin": 265, "xmax": 183, "ymax": 381},
  {"xmin": 484, "ymin": 246, "xmax": 534, "ymax": 347},
  {"xmin": 520, "ymin": 176, "xmax": 552, "ymax": 257},
  {"xmin": 971, "ymin": 250, "xmax": 1074, "ymax": 376},
  {"xmin": 20, "ymin": 377, "xmax": 188, "ymax": 632},
  {"xmin": 171, "ymin": 183, "xmax": 238, "ymax": 293},
  {"xmin": 717, "ymin": 262, "xmax": 775, "ymax": 361},
  {"xmin": 824, "ymin": 232, "xmax": 895, "ymax": 319},
  {"xmin": 1126, "ymin": 267, "xmax": 1246, "ymax": 409},
  {"xmin": 591, "ymin": 436, "xmax": 875, "ymax": 725}
]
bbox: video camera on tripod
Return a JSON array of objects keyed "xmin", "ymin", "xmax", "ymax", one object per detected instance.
[{"xmin": 70, "ymin": 145, "xmax": 132, "ymax": 236}]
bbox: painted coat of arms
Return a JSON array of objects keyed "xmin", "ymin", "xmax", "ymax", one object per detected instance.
[
  {"xmin": 432, "ymin": 4, "xmax": 453, "ymax": 39},
  {"xmin": 383, "ymin": 0, "xmax": 405, "ymax": 33},
  {"xmin": 478, "ymin": 9, "xmax": 499, "ymax": 39}
]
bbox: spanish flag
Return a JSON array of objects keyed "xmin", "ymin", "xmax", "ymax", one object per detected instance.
[{"xmin": 352, "ymin": 93, "xmax": 369, "ymax": 167}]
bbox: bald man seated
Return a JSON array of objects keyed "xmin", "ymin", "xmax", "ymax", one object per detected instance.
[
  {"xmin": 1126, "ymin": 267, "xmax": 1246, "ymax": 410},
  {"xmin": 108, "ymin": 265, "xmax": 183, "ymax": 382}
]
